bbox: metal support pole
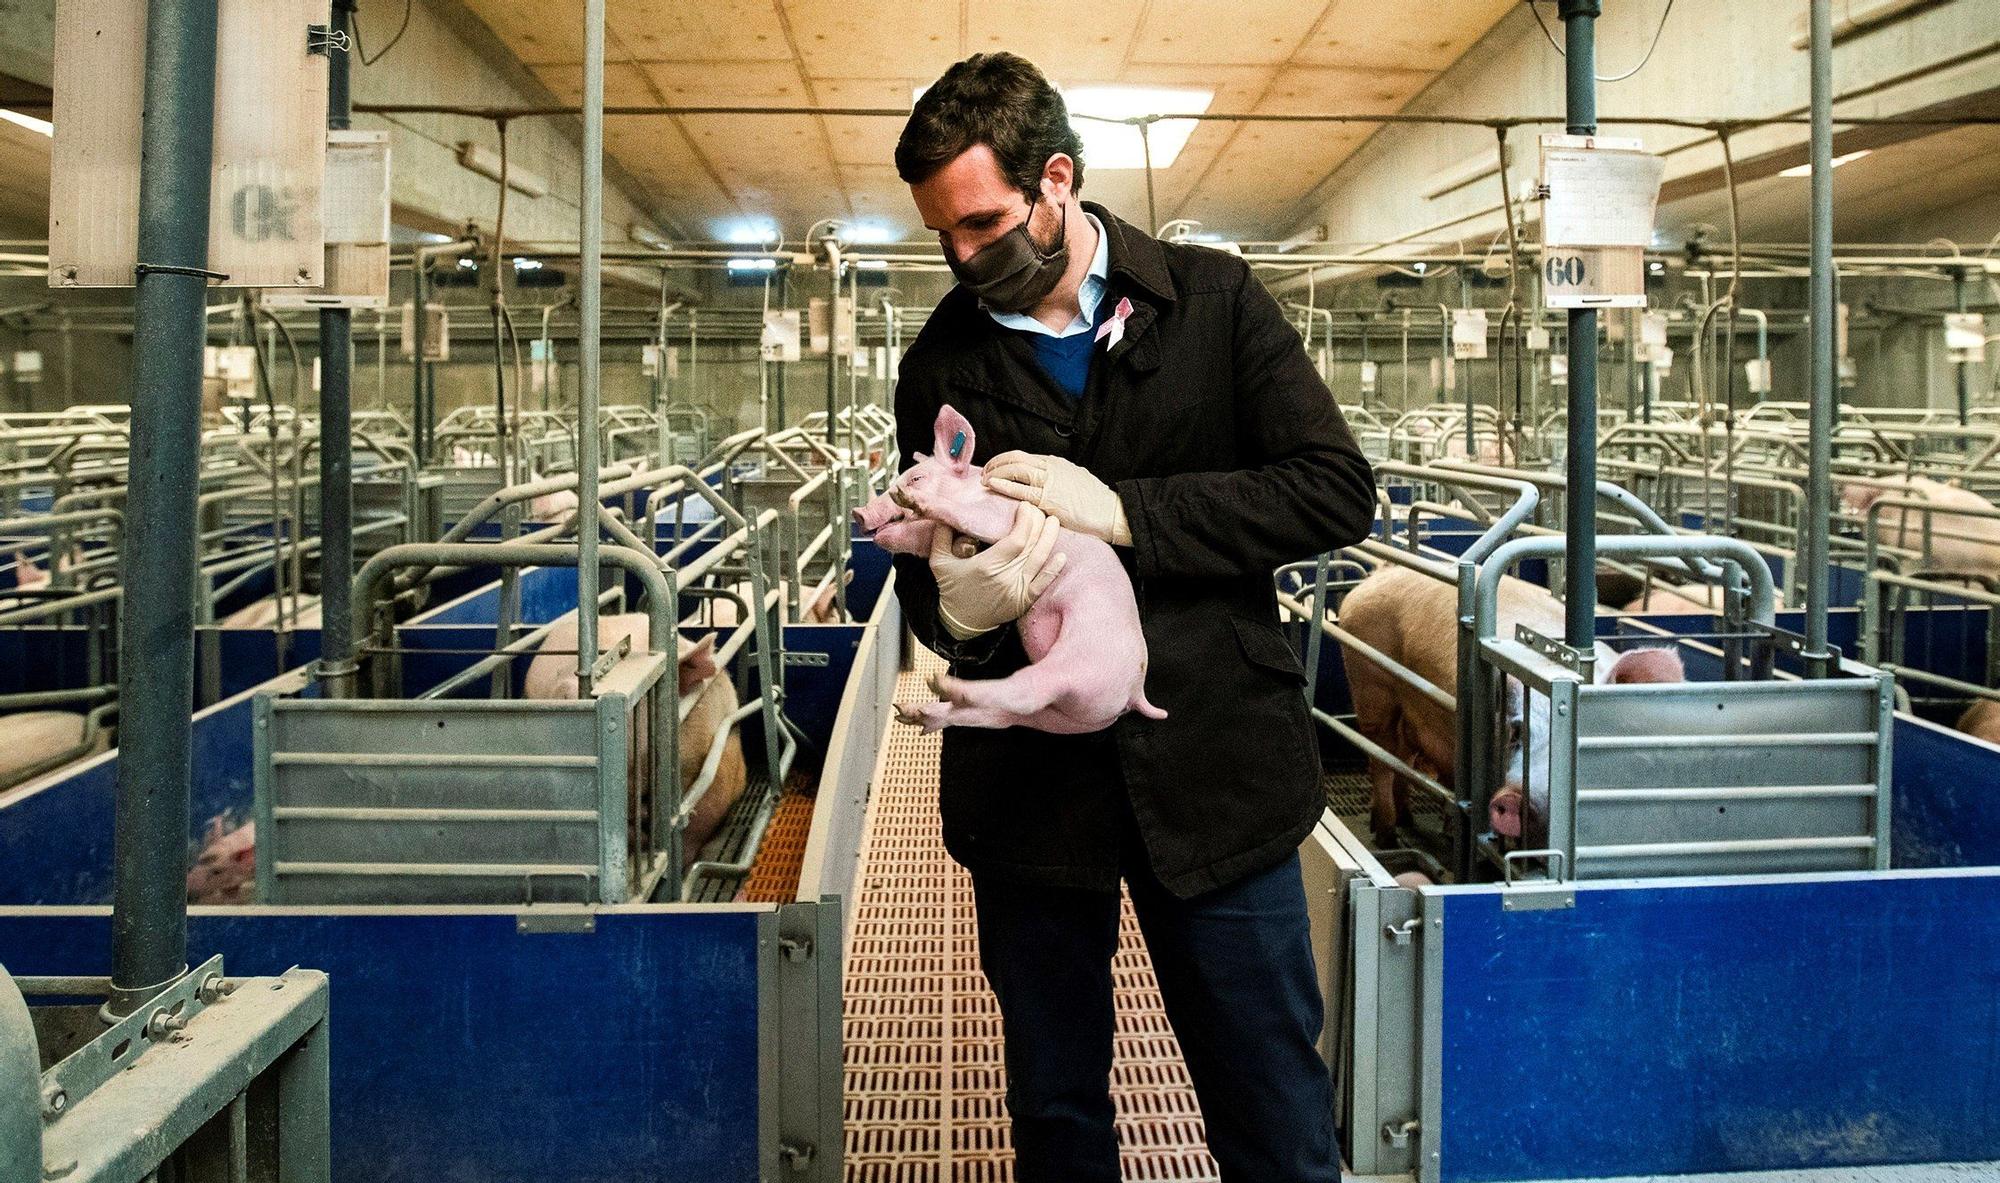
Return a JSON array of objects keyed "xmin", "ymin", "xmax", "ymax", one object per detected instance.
[
  {"xmin": 317, "ymin": 0, "xmax": 358, "ymax": 697},
  {"xmin": 1559, "ymin": 0, "xmax": 1600, "ymax": 651},
  {"xmin": 1803, "ymin": 0, "xmax": 1835, "ymax": 677},
  {"xmin": 110, "ymin": 0, "xmax": 218, "ymax": 1015},
  {"xmin": 1954, "ymin": 269, "xmax": 1970, "ymax": 427},
  {"xmin": 411, "ymin": 258, "xmax": 429, "ymax": 463},
  {"xmin": 823, "ymin": 235, "xmax": 841, "ymax": 435},
  {"xmin": 576, "ymin": 0, "xmax": 604, "ymax": 697}
]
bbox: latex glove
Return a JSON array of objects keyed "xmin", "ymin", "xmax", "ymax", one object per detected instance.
[
  {"xmin": 983, "ymin": 451, "xmax": 1132, "ymax": 546},
  {"xmin": 929, "ymin": 501, "xmax": 1069, "ymax": 640}
]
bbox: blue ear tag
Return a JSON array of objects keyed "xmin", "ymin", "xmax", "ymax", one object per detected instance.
[{"xmin": 949, "ymin": 430, "xmax": 966, "ymax": 459}]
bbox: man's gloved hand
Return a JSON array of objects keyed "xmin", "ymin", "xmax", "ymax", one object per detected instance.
[
  {"xmin": 982, "ymin": 452, "xmax": 1133, "ymax": 546},
  {"xmin": 930, "ymin": 501, "xmax": 1069, "ymax": 640}
]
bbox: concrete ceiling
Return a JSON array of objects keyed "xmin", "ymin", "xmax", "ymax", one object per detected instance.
[
  {"xmin": 1659, "ymin": 123, "xmax": 2000, "ymax": 247},
  {"xmin": 455, "ymin": 0, "xmax": 1520, "ymax": 242}
]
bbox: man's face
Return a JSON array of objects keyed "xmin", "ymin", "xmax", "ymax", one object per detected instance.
[{"xmin": 910, "ymin": 143, "xmax": 1065, "ymax": 267}]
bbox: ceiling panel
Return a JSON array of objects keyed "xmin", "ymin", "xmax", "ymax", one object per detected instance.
[
  {"xmin": 783, "ymin": 0, "xmax": 960, "ymax": 80},
  {"xmin": 459, "ymin": 0, "xmax": 1522, "ymax": 240},
  {"xmin": 636, "ymin": 60, "xmax": 812, "ymax": 105},
  {"xmin": 1297, "ymin": 0, "xmax": 1519, "ymax": 71},
  {"xmin": 1127, "ymin": 1, "xmax": 1328, "ymax": 67},
  {"xmin": 608, "ymin": 0, "xmax": 793, "ymax": 61},
  {"xmin": 960, "ymin": 0, "xmax": 1149, "ymax": 81}
]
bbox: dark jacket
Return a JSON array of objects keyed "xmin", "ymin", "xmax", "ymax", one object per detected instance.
[{"xmin": 890, "ymin": 204, "xmax": 1377, "ymax": 898}]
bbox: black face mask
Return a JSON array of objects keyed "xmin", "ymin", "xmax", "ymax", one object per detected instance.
[{"xmin": 945, "ymin": 190, "xmax": 1069, "ymax": 314}]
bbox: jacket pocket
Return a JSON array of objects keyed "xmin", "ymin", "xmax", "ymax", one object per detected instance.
[{"xmin": 1228, "ymin": 611, "xmax": 1309, "ymax": 687}]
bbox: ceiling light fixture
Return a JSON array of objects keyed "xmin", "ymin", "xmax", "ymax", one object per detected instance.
[
  {"xmin": 723, "ymin": 222, "xmax": 780, "ymax": 245},
  {"xmin": 0, "ymin": 109, "xmax": 52, "ymax": 137},
  {"xmin": 1777, "ymin": 149, "xmax": 1871, "ymax": 177},
  {"xmin": 726, "ymin": 257, "xmax": 778, "ymax": 272},
  {"xmin": 914, "ymin": 83, "xmax": 1213, "ymax": 171}
]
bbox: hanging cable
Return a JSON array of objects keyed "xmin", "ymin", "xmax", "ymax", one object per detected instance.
[
  {"xmin": 352, "ymin": 0, "xmax": 414, "ymax": 67},
  {"xmin": 1529, "ymin": 0, "xmax": 1676, "ymax": 83}
]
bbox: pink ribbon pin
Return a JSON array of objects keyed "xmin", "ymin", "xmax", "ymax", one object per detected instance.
[{"xmin": 1095, "ymin": 296, "xmax": 1134, "ymax": 348}]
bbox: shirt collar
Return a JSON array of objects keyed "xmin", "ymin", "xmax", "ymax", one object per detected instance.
[{"xmin": 982, "ymin": 211, "xmax": 1110, "ymax": 339}]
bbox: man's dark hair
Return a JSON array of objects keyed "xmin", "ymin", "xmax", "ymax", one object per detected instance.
[{"xmin": 896, "ymin": 53, "xmax": 1085, "ymax": 196}]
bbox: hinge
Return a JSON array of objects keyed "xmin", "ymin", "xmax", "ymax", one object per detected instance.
[
  {"xmin": 517, "ymin": 909, "xmax": 596, "ymax": 935},
  {"xmin": 1382, "ymin": 918, "xmax": 1420, "ymax": 947}
]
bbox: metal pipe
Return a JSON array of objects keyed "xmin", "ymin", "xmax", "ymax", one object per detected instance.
[
  {"xmin": 1559, "ymin": 0, "xmax": 1600, "ymax": 651},
  {"xmin": 317, "ymin": 0, "xmax": 358, "ymax": 697},
  {"xmin": 110, "ymin": 0, "xmax": 218, "ymax": 1016},
  {"xmin": 576, "ymin": 0, "xmax": 605, "ymax": 697},
  {"xmin": 1803, "ymin": 0, "xmax": 1836, "ymax": 676}
]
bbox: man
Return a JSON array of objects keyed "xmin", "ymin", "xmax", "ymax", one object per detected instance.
[{"xmin": 888, "ymin": 52, "xmax": 1376, "ymax": 1182}]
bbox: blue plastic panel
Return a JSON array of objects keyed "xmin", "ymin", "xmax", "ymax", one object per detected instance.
[
  {"xmin": 1893, "ymin": 715, "xmax": 2000, "ymax": 869},
  {"xmin": 0, "ymin": 687, "xmax": 269, "ymax": 904},
  {"xmin": 1437, "ymin": 870, "xmax": 2000, "ymax": 1181},
  {"xmin": 206, "ymin": 627, "xmax": 322, "ymax": 701},
  {"xmin": 0, "ymin": 906, "xmax": 764, "ymax": 1183}
]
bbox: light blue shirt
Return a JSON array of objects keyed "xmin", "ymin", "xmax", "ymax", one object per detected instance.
[{"xmin": 982, "ymin": 212, "xmax": 1110, "ymax": 339}]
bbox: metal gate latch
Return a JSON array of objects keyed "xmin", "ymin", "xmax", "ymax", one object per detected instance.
[
  {"xmin": 1383, "ymin": 918, "xmax": 1420, "ymax": 946},
  {"xmin": 778, "ymin": 937, "xmax": 813, "ymax": 963},
  {"xmin": 780, "ymin": 1141, "xmax": 816, "ymax": 1170},
  {"xmin": 1382, "ymin": 1119, "xmax": 1419, "ymax": 1149}
]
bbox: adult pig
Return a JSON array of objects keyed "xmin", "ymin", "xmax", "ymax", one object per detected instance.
[
  {"xmin": 851, "ymin": 404, "xmax": 1165, "ymax": 733},
  {"xmin": 1337, "ymin": 562, "xmax": 1683, "ymax": 847},
  {"xmin": 1841, "ymin": 476, "xmax": 2000, "ymax": 579},
  {"xmin": 522, "ymin": 610, "xmax": 747, "ymax": 853}
]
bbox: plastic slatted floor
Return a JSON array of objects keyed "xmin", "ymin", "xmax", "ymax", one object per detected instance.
[{"xmin": 842, "ymin": 650, "xmax": 1221, "ymax": 1182}]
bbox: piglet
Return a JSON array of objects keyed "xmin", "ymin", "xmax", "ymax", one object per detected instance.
[
  {"xmin": 852, "ymin": 404, "xmax": 1165, "ymax": 734},
  {"xmin": 187, "ymin": 815, "xmax": 257, "ymax": 905}
]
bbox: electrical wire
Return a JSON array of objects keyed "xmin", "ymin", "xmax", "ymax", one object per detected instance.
[
  {"xmin": 1529, "ymin": 0, "xmax": 1676, "ymax": 83},
  {"xmin": 352, "ymin": 0, "xmax": 413, "ymax": 68}
]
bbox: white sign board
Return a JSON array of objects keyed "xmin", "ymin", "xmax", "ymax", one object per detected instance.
[
  {"xmin": 49, "ymin": 0, "xmax": 332, "ymax": 288},
  {"xmin": 642, "ymin": 343, "xmax": 661, "ymax": 377},
  {"xmin": 263, "ymin": 130, "xmax": 392, "ymax": 310},
  {"xmin": 1452, "ymin": 309, "xmax": 1489, "ymax": 360},
  {"xmin": 1744, "ymin": 357, "xmax": 1773, "ymax": 394},
  {"xmin": 1359, "ymin": 359, "xmax": 1378, "ymax": 393},
  {"xmin": 12, "ymin": 351, "xmax": 43, "ymax": 383},
  {"xmin": 1542, "ymin": 246, "xmax": 1646, "ymax": 309},
  {"xmin": 1538, "ymin": 134, "xmax": 1665, "ymax": 248},
  {"xmin": 1945, "ymin": 312, "xmax": 1986, "ymax": 363},
  {"xmin": 1524, "ymin": 326, "xmax": 1551, "ymax": 352},
  {"xmin": 1640, "ymin": 311, "xmax": 1669, "ymax": 349},
  {"xmin": 1549, "ymin": 355, "xmax": 1568, "ymax": 385},
  {"xmin": 762, "ymin": 310, "xmax": 802, "ymax": 363}
]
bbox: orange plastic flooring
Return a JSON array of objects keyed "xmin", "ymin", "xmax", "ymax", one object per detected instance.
[{"xmin": 842, "ymin": 649, "xmax": 1221, "ymax": 1182}]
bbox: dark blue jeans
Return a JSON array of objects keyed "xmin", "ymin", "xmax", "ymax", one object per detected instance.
[{"xmin": 970, "ymin": 812, "xmax": 1341, "ymax": 1182}]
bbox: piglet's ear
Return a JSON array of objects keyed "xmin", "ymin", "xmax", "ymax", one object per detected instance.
[
  {"xmin": 677, "ymin": 633, "xmax": 718, "ymax": 694},
  {"xmin": 932, "ymin": 404, "xmax": 975, "ymax": 472}
]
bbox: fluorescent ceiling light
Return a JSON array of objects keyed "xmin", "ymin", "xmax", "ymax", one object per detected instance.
[
  {"xmin": 456, "ymin": 141, "xmax": 549, "ymax": 198},
  {"xmin": 512, "ymin": 257, "xmax": 543, "ymax": 270},
  {"xmin": 0, "ymin": 109, "xmax": 52, "ymax": 137},
  {"xmin": 723, "ymin": 222, "xmax": 779, "ymax": 245},
  {"xmin": 726, "ymin": 257, "xmax": 778, "ymax": 272},
  {"xmin": 846, "ymin": 223, "xmax": 898, "ymax": 244},
  {"xmin": 912, "ymin": 83, "xmax": 1213, "ymax": 171},
  {"xmin": 856, "ymin": 259, "xmax": 889, "ymax": 270},
  {"xmin": 1777, "ymin": 149, "xmax": 1871, "ymax": 177}
]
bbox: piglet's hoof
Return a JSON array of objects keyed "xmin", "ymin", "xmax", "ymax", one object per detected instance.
[{"xmin": 894, "ymin": 699, "xmax": 951, "ymax": 733}]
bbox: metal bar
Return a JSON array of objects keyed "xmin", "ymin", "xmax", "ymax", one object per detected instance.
[
  {"xmin": 270, "ymin": 752, "xmax": 598, "ymax": 768},
  {"xmin": 110, "ymin": 0, "xmax": 219, "ymax": 1016},
  {"xmin": 1578, "ymin": 836, "xmax": 1874, "ymax": 859},
  {"xmin": 272, "ymin": 806, "xmax": 599, "ymax": 822},
  {"xmin": 1803, "ymin": 0, "xmax": 1836, "ymax": 676},
  {"xmin": 1559, "ymin": 0, "xmax": 1600, "ymax": 651},
  {"xmin": 1577, "ymin": 784, "xmax": 1879, "ymax": 801},
  {"xmin": 577, "ymin": 0, "xmax": 605, "ymax": 697},
  {"xmin": 273, "ymin": 861, "xmax": 598, "ymax": 878},
  {"xmin": 1576, "ymin": 730, "xmax": 1878, "ymax": 750}
]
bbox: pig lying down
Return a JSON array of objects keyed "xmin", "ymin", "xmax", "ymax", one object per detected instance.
[
  {"xmin": 1338, "ymin": 563, "xmax": 1685, "ymax": 850},
  {"xmin": 852, "ymin": 404, "xmax": 1165, "ymax": 734}
]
